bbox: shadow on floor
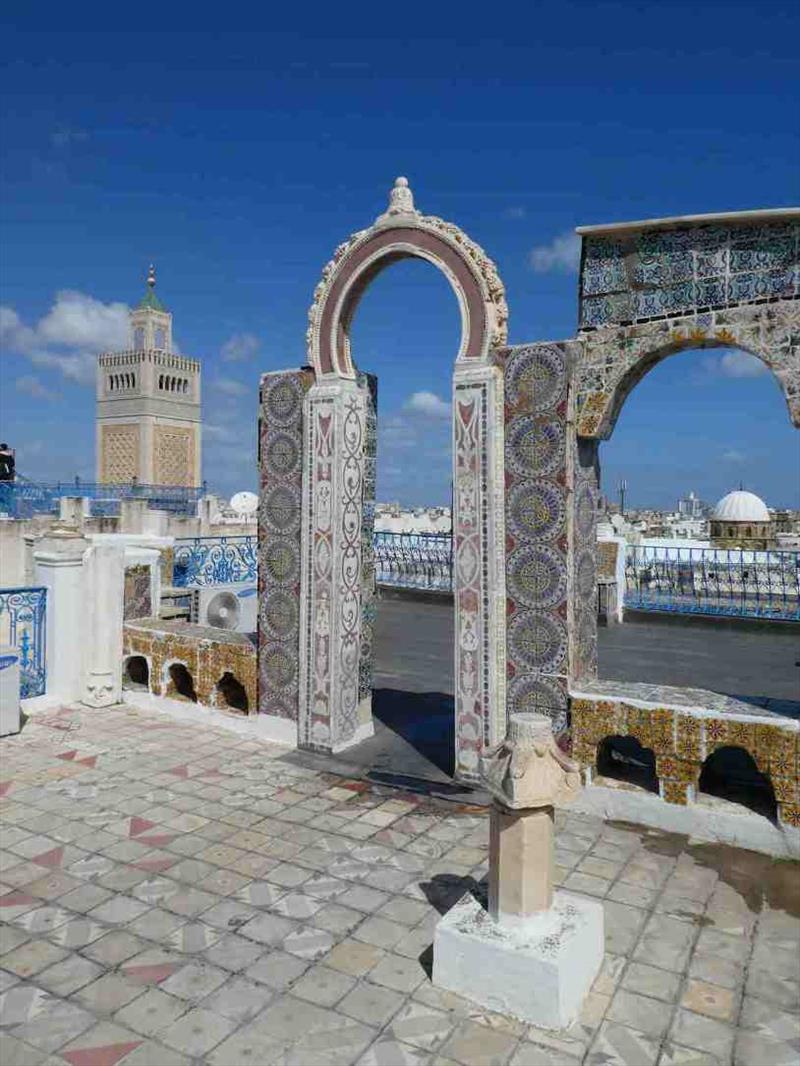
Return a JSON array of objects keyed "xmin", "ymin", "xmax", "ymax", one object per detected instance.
[{"xmin": 371, "ymin": 687, "xmax": 455, "ymax": 779}]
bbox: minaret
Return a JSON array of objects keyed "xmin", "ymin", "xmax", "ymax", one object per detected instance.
[{"xmin": 96, "ymin": 267, "xmax": 202, "ymax": 487}]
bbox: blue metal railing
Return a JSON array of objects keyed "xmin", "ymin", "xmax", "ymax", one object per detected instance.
[
  {"xmin": 373, "ymin": 531, "xmax": 453, "ymax": 592},
  {"xmin": 0, "ymin": 587, "xmax": 47, "ymax": 697},
  {"xmin": 173, "ymin": 536, "xmax": 258, "ymax": 587},
  {"xmin": 0, "ymin": 479, "xmax": 205, "ymax": 519},
  {"xmin": 170, "ymin": 534, "xmax": 800, "ymax": 620},
  {"xmin": 625, "ymin": 545, "xmax": 800, "ymax": 621}
]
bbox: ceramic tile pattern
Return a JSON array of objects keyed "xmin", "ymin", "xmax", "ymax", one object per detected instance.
[
  {"xmin": 1, "ymin": 702, "xmax": 797, "ymax": 1065},
  {"xmin": 257, "ymin": 369, "xmax": 313, "ymax": 721},
  {"xmin": 570, "ymin": 681, "xmax": 800, "ymax": 825},
  {"xmin": 122, "ymin": 567, "xmax": 152, "ymax": 622},
  {"xmin": 122, "ymin": 619, "xmax": 256, "ymax": 717}
]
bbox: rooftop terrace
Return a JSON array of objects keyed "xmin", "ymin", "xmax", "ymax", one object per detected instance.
[{"xmin": 1, "ymin": 701, "xmax": 797, "ymax": 1065}]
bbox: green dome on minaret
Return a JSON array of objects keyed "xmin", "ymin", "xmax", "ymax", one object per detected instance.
[{"xmin": 136, "ymin": 264, "xmax": 167, "ymax": 312}]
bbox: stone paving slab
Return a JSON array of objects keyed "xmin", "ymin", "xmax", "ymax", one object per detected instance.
[{"xmin": 1, "ymin": 702, "xmax": 798, "ymax": 1066}]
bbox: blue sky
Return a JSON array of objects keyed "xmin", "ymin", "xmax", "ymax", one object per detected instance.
[{"xmin": 1, "ymin": 2, "xmax": 798, "ymax": 509}]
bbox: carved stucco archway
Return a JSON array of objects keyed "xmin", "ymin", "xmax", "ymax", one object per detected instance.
[
  {"xmin": 569, "ymin": 210, "xmax": 800, "ymax": 684},
  {"xmin": 259, "ymin": 179, "xmax": 509, "ymax": 776}
]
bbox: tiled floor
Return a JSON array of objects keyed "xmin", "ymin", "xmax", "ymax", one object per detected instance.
[{"xmin": 1, "ymin": 703, "xmax": 798, "ymax": 1066}]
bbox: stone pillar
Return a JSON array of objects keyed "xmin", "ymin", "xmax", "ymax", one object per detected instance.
[
  {"xmin": 82, "ymin": 543, "xmax": 125, "ymax": 707},
  {"xmin": 433, "ymin": 713, "xmax": 604, "ymax": 1028},
  {"xmin": 198, "ymin": 496, "xmax": 215, "ymax": 536},
  {"xmin": 33, "ymin": 527, "xmax": 90, "ymax": 702},
  {"xmin": 452, "ymin": 361, "xmax": 506, "ymax": 780},
  {"xmin": 59, "ymin": 496, "xmax": 90, "ymax": 529},
  {"xmin": 299, "ymin": 378, "xmax": 372, "ymax": 753},
  {"xmin": 489, "ymin": 805, "xmax": 554, "ymax": 922},
  {"xmin": 119, "ymin": 498, "xmax": 148, "ymax": 534},
  {"xmin": 258, "ymin": 369, "xmax": 313, "ymax": 744}
]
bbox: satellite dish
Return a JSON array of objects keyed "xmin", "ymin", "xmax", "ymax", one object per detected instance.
[
  {"xmin": 206, "ymin": 590, "xmax": 241, "ymax": 630},
  {"xmin": 230, "ymin": 490, "xmax": 258, "ymax": 515}
]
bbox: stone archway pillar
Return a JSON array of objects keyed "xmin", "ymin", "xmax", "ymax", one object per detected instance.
[
  {"xmin": 298, "ymin": 378, "xmax": 374, "ymax": 752},
  {"xmin": 452, "ymin": 362, "xmax": 507, "ymax": 778}
]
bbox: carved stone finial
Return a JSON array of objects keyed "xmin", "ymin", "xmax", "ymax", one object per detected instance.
[
  {"xmin": 480, "ymin": 713, "xmax": 581, "ymax": 810},
  {"xmin": 376, "ymin": 176, "xmax": 418, "ymax": 222}
]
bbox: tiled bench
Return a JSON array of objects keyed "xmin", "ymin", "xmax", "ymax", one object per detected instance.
[
  {"xmin": 123, "ymin": 618, "xmax": 256, "ymax": 715},
  {"xmin": 570, "ymin": 680, "xmax": 799, "ymax": 828}
]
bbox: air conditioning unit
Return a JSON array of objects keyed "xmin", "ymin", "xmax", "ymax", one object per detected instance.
[{"xmin": 192, "ymin": 584, "xmax": 258, "ymax": 634}]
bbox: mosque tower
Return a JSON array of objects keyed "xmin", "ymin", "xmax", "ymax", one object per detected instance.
[{"xmin": 96, "ymin": 267, "xmax": 201, "ymax": 487}]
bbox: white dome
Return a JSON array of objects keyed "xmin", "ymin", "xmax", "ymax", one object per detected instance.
[
  {"xmin": 230, "ymin": 491, "xmax": 258, "ymax": 516},
  {"xmin": 712, "ymin": 490, "xmax": 770, "ymax": 523}
]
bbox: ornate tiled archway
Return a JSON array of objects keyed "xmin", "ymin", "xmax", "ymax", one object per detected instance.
[
  {"xmin": 258, "ymin": 191, "xmax": 799, "ymax": 791},
  {"xmin": 259, "ymin": 179, "xmax": 509, "ymax": 775}
]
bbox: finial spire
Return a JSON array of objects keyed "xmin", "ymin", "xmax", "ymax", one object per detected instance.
[
  {"xmin": 147, "ymin": 264, "xmax": 156, "ymax": 289},
  {"xmin": 376, "ymin": 176, "xmax": 419, "ymax": 224}
]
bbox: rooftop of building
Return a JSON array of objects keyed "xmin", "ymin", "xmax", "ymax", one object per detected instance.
[{"xmin": 575, "ymin": 206, "xmax": 800, "ymax": 237}]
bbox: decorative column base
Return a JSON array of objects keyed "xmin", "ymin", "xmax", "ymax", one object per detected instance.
[
  {"xmin": 433, "ymin": 889, "xmax": 603, "ymax": 1029},
  {"xmin": 434, "ymin": 711, "xmax": 604, "ymax": 1028}
]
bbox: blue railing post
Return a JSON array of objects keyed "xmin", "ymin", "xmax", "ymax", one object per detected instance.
[{"xmin": 0, "ymin": 586, "xmax": 47, "ymax": 697}]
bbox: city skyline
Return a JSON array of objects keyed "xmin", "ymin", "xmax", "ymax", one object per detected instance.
[{"xmin": 1, "ymin": 5, "xmax": 798, "ymax": 507}]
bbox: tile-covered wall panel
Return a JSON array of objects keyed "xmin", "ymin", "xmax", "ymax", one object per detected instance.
[{"xmin": 258, "ymin": 369, "xmax": 313, "ymax": 722}]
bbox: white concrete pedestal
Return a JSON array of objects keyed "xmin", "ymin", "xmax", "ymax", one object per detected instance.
[
  {"xmin": 433, "ymin": 890, "xmax": 604, "ymax": 1029},
  {"xmin": 0, "ymin": 645, "xmax": 21, "ymax": 737}
]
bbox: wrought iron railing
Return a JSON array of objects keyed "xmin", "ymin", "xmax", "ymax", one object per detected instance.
[
  {"xmin": 173, "ymin": 536, "xmax": 258, "ymax": 587},
  {"xmin": 373, "ymin": 531, "xmax": 453, "ymax": 592},
  {"xmin": 0, "ymin": 479, "xmax": 206, "ymax": 519},
  {"xmin": 0, "ymin": 587, "xmax": 47, "ymax": 697},
  {"xmin": 625, "ymin": 545, "xmax": 800, "ymax": 621},
  {"xmin": 169, "ymin": 534, "xmax": 800, "ymax": 618}
]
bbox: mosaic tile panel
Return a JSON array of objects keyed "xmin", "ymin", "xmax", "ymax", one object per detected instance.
[
  {"xmin": 571, "ymin": 437, "xmax": 599, "ymax": 682},
  {"xmin": 358, "ymin": 372, "xmax": 378, "ymax": 714},
  {"xmin": 579, "ymin": 218, "xmax": 800, "ymax": 329},
  {"xmin": 124, "ymin": 618, "xmax": 256, "ymax": 714},
  {"xmin": 452, "ymin": 362, "xmax": 506, "ymax": 779},
  {"xmin": 123, "ymin": 564, "xmax": 152, "ymax": 621},
  {"xmin": 575, "ymin": 296, "xmax": 800, "ymax": 439},
  {"xmin": 502, "ymin": 343, "xmax": 572, "ymax": 734},
  {"xmin": 300, "ymin": 380, "xmax": 368, "ymax": 752},
  {"xmin": 570, "ymin": 682, "xmax": 799, "ymax": 825},
  {"xmin": 258, "ymin": 369, "xmax": 313, "ymax": 722}
]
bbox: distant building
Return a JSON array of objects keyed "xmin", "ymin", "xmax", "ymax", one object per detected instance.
[
  {"xmin": 375, "ymin": 503, "xmax": 451, "ymax": 535},
  {"xmin": 677, "ymin": 490, "xmax": 708, "ymax": 518},
  {"xmin": 96, "ymin": 267, "xmax": 202, "ymax": 487},
  {"xmin": 710, "ymin": 490, "xmax": 774, "ymax": 550}
]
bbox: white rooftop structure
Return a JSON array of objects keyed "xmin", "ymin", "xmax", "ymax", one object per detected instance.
[{"xmin": 712, "ymin": 490, "xmax": 771, "ymax": 524}]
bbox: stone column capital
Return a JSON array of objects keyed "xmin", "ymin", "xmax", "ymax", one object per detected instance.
[{"xmin": 480, "ymin": 712, "xmax": 581, "ymax": 810}]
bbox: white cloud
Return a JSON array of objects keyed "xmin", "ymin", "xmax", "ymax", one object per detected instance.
[
  {"xmin": 221, "ymin": 332, "xmax": 260, "ymax": 362},
  {"xmin": 704, "ymin": 350, "xmax": 767, "ymax": 379},
  {"xmin": 404, "ymin": 390, "xmax": 450, "ymax": 419},
  {"xmin": 16, "ymin": 375, "xmax": 59, "ymax": 401},
  {"xmin": 213, "ymin": 378, "xmax": 249, "ymax": 397},
  {"xmin": 723, "ymin": 449, "xmax": 746, "ymax": 463},
  {"xmin": 204, "ymin": 423, "xmax": 238, "ymax": 443},
  {"xmin": 504, "ymin": 206, "xmax": 527, "ymax": 220},
  {"xmin": 1, "ymin": 291, "xmax": 130, "ymax": 387},
  {"xmin": 529, "ymin": 231, "xmax": 581, "ymax": 274}
]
